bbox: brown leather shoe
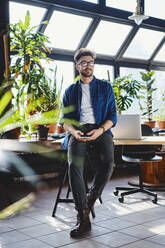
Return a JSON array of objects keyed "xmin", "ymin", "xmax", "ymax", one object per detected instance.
[{"xmin": 70, "ymin": 209, "xmax": 91, "ymax": 238}]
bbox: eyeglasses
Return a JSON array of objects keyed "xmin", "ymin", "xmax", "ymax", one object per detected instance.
[{"xmin": 77, "ymin": 61, "xmax": 95, "ymax": 67}]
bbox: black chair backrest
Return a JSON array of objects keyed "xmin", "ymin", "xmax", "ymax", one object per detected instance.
[{"xmin": 141, "ymin": 124, "xmax": 153, "ymax": 136}]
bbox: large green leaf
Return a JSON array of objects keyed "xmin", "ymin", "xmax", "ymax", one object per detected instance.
[
  {"xmin": 0, "ymin": 91, "xmax": 13, "ymax": 117},
  {"xmin": 112, "ymin": 74, "xmax": 140, "ymax": 114},
  {"xmin": 24, "ymin": 10, "xmax": 30, "ymax": 30}
]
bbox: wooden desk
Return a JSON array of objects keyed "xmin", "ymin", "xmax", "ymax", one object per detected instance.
[
  {"xmin": 0, "ymin": 139, "xmax": 66, "ymax": 180},
  {"xmin": 1, "ymin": 136, "xmax": 164, "ymax": 152},
  {"xmin": 114, "ymin": 136, "xmax": 165, "ymax": 145},
  {"xmin": 1, "ymin": 136, "xmax": 165, "ymax": 187},
  {"xmin": 49, "ymin": 136, "xmax": 165, "ymax": 188},
  {"xmin": 0, "ymin": 138, "xmax": 62, "ymax": 153}
]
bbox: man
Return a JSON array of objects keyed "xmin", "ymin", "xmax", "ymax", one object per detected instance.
[{"xmin": 62, "ymin": 48, "xmax": 117, "ymax": 238}]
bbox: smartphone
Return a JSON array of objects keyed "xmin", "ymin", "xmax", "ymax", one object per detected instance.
[{"xmin": 80, "ymin": 136, "xmax": 91, "ymax": 139}]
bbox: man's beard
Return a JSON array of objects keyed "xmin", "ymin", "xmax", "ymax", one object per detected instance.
[{"xmin": 81, "ymin": 69, "xmax": 93, "ymax": 78}]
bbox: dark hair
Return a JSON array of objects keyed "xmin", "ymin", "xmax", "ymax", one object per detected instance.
[{"xmin": 74, "ymin": 48, "xmax": 96, "ymax": 63}]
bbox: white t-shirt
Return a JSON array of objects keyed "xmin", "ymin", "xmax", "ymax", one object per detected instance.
[{"xmin": 80, "ymin": 83, "xmax": 95, "ymax": 124}]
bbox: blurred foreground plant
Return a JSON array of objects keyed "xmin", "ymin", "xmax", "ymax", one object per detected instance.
[
  {"xmin": 0, "ymin": 89, "xmax": 75, "ymax": 217},
  {"xmin": 0, "ymin": 10, "xmax": 79, "ymax": 217}
]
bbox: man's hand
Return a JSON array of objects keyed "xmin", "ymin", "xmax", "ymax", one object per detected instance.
[
  {"xmin": 73, "ymin": 130, "xmax": 93, "ymax": 142},
  {"xmin": 63, "ymin": 123, "xmax": 105, "ymax": 142},
  {"xmin": 72, "ymin": 129, "xmax": 84, "ymax": 140},
  {"xmin": 86, "ymin": 128, "xmax": 103, "ymax": 141},
  {"xmin": 64, "ymin": 123, "xmax": 85, "ymax": 141}
]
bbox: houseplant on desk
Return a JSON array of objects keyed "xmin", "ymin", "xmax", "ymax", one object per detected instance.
[
  {"xmin": 27, "ymin": 65, "xmax": 63, "ymax": 138},
  {"xmin": 137, "ymin": 71, "xmax": 158, "ymax": 128}
]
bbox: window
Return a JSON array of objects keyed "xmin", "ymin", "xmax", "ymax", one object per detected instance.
[
  {"xmin": 153, "ymin": 70, "xmax": 165, "ymax": 118},
  {"xmin": 44, "ymin": 11, "xmax": 92, "ymax": 50},
  {"xmin": 120, "ymin": 67, "xmax": 145, "ymax": 115},
  {"xmin": 154, "ymin": 44, "xmax": 165, "ymax": 62},
  {"xmin": 94, "ymin": 64, "xmax": 113, "ymax": 82},
  {"xmin": 106, "ymin": 0, "xmax": 136, "ymax": 12},
  {"xmin": 9, "ymin": 2, "xmax": 46, "ymax": 28},
  {"xmin": 54, "ymin": 61, "xmax": 74, "ymax": 96},
  {"xmin": 40, "ymin": 60, "xmax": 74, "ymax": 96},
  {"xmin": 145, "ymin": 0, "xmax": 165, "ymax": 20},
  {"xmin": 9, "ymin": 0, "xmax": 165, "ymax": 89},
  {"xmin": 120, "ymin": 67, "xmax": 164, "ymax": 121},
  {"xmin": 82, "ymin": 0, "xmax": 98, "ymax": 3},
  {"xmin": 87, "ymin": 21, "xmax": 132, "ymax": 55},
  {"xmin": 123, "ymin": 28, "xmax": 165, "ymax": 60}
]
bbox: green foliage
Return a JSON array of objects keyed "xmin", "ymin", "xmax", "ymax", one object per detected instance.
[
  {"xmin": 9, "ymin": 11, "xmax": 50, "ymax": 76},
  {"xmin": 112, "ymin": 74, "xmax": 141, "ymax": 114},
  {"xmin": 73, "ymin": 75, "xmax": 80, "ymax": 83},
  {"xmin": 38, "ymin": 66, "xmax": 63, "ymax": 113},
  {"xmin": 8, "ymin": 10, "xmax": 64, "ymax": 134},
  {"xmin": 0, "ymin": 89, "xmax": 73, "ymax": 134},
  {"xmin": 9, "ymin": 11, "xmax": 52, "ymax": 113},
  {"xmin": 0, "ymin": 89, "xmax": 21, "ymax": 133},
  {"xmin": 0, "ymin": 91, "xmax": 12, "ymax": 116},
  {"xmin": 0, "ymin": 11, "xmax": 82, "ymax": 136},
  {"xmin": 137, "ymin": 71, "xmax": 158, "ymax": 121}
]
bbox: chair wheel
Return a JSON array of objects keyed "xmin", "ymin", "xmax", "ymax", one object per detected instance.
[
  {"xmin": 113, "ymin": 190, "xmax": 119, "ymax": 196},
  {"xmin": 118, "ymin": 197, "xmax": 124, "ymax": 203},
  {"xmin": 152, "ymin": 199, "xmax": 157, "ymax": 204}
]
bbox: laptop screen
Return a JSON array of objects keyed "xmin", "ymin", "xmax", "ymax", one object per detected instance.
[{"xmin": 111, "ymin": 114, "xmax": 142, "ymax": 140}]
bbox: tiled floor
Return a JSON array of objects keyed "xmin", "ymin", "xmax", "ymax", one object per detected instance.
[{"xmin": 1, "ymin": 167, "xmax": 165, "ymax": 248}]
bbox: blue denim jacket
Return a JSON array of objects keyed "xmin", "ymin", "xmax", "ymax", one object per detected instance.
[{"xmin": 62, "ymin": 76, "xmax": 117, "ymax": 149}]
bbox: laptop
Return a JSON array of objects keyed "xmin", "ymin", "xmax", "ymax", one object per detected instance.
[{"xmin": 111, "ymin": 114, "xmax": 142, "ymax": 140}]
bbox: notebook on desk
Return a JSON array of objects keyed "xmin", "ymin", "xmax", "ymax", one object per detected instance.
[{"xmin": 111, "ymin": 114, "xmax": 142, "ymax": 140}]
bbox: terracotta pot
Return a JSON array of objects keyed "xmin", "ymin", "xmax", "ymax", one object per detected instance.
[
  {"xmin": 144, "ymin": 121, "xmax": 156, "ymax": 129},
  {"xmin": 47, "ymin": 123, "xmax": 57, "ymax": 133},
  {"xmin": 56, "ymin": 125, "xmax": 65, "ymax": 133},
  {"xmin": 157, "ymin": 121, "xmax": 165, "ymax": 129},
  {"xmin": 34, "ymin": 124, "xmax": 40, "ymax": 129},
  {"xmin": 1, "ymin": 127, "xmax": 21, "ymax": 139}
]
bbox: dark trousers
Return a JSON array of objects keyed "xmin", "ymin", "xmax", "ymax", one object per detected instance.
[{"xmin": 67, "ymin": 124, "xmax": 115, "ymax": 211}]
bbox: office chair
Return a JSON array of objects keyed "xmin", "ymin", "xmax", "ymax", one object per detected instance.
[
  {"xmin": 114, "ymin": 124, "xmax": 160, "ymax": 166},
  {"xmin": 113, "ymin": 124, "xmax": 162, "ymax": 204},
  {"xmin": 52, "ymin": 145, "xmax": 102, "ymax": 217},
  {"xmin": 141, "ymin": 124, "xmax": 153, "ymax": 135}
]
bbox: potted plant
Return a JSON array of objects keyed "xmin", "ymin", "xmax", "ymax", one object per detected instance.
[
  {"xmin": 8, "ymin": 11, "xmax": 62, "ymax": 137},
  {"xmin": 111, "ymin": 74, "xmax": 141, "ymax": 114},
  {"xmin": 37, "ymin": 65, "xmax": 63, "ymax": 134},
  {"xmin": 137, "ymin": 71, "xmax": 158, "ymax": 128}
]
